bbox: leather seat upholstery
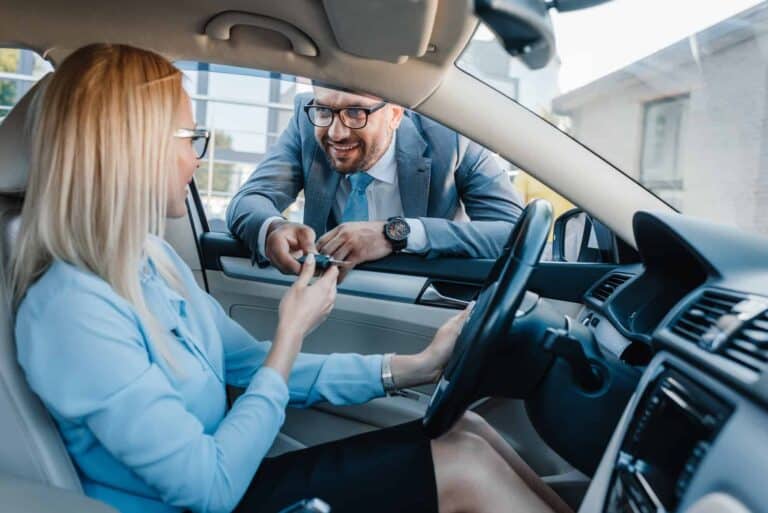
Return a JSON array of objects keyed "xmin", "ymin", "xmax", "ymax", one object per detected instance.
[{"xmin": 0, "ymin": 75, "xmax": 82, "ymax": 491}]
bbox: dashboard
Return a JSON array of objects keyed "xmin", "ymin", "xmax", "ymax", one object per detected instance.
[{"xmin": 575, "ymin": 211, "xmax": 768, "ymax": 513}]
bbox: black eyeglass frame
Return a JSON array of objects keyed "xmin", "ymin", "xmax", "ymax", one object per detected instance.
[
  {"xmin": 174, "ymin": 128, "xmax": 211, "ymax": 159},
  {"xmin": 303, "ymin": 100, "xmax": 387, "ymax": 129}
]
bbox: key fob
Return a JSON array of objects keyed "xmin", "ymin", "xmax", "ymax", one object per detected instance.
[{"xmin": 296, "ymin": 254, "xmax": 334, "ymax": 271}]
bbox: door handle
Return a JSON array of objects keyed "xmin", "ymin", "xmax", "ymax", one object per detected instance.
[{"xmin": 419, "ymin": 284, "xmax": 470, "ymax": 308}]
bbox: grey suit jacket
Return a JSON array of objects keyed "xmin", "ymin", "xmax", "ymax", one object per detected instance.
[{"xmin": 226, "ymin": 93, "xmax": 524, "ymax": 263}]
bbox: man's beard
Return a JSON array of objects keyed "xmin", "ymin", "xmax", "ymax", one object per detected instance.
[{"xmin": 321, "ymin": 130, "xmax": 392, "ymax": 174}]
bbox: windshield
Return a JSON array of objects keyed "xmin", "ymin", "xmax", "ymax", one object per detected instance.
[{"xmin": 459, "ymin": 0, "xmax": 768, "ymax": 237}]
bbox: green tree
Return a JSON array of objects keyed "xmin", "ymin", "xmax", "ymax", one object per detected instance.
[
  {"xmin": 0, "ymin": 49, "xmax": 20, "ymax": 115},
  {"xmin": 195, "ymin": 162, "xmax": 241, "ymax": 194}
]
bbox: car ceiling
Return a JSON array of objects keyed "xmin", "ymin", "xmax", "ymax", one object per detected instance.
[
  {"xmin": 0, "ymin": 0, "xmax": 477, "ymax": 108},
  {"xmin": 0, "ymin": 0, "xmax": 676, "ymax": 247}
]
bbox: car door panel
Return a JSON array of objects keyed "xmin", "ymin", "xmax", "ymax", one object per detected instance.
[{"xmin": 201, "ymin": 231, "xmax": 618, "ymax": 302}]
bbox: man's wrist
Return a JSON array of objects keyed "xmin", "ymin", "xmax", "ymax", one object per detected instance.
[
  {"xmin": 257, "ymin": 216, "xmax": 287, "ymax": 259},
  {"xmin": 403, "ymin": 218, "xmax": 429, "ymax": 254},
  {"xmin": 267, "ymin": 218, "xmax": 289, "ymax": 238}
]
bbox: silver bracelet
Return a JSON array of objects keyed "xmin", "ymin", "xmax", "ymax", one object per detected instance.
[{"xmin": 381, "ymin": 353, "xmax": 398, "ymax": 395}]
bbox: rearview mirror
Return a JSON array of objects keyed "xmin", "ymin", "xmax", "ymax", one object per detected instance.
[{"xmin": 474, "ymin": 0, "xmax": 614, "ymax": 69}]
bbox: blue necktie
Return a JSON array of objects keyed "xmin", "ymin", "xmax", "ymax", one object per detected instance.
[{"xmin": 341, "ymin": 172, "xmax": 374, "ymax": 222}]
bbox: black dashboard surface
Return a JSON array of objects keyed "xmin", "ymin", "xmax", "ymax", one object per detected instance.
[
  {"xmin": 583, "ymin": 211, "xmax": 768, "ymax": 404},
  {"xmin": 577, "ymin": 211, "xmax": 768, "ymax": 513}
]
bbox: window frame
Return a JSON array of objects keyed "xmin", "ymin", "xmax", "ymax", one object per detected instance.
[{"xmin": 638, "ymin": 94, "xmax": 689, "ymax": 191}]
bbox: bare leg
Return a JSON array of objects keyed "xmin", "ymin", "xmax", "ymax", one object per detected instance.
[
  {"xmin": 453, "ymin": 411, "xmax": 574, "ymax": 513},
  {"xmin": 431, "ymin": 428, "xmax": 555, "ymax": 513}
]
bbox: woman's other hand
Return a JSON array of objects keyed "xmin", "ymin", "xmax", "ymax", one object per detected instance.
[
  {"xmin": 390, "ymin": 303, "xmax": 474, "ymax": 389},
  {"xmin": 421, "ymin": 303, "xmax": 474, "ymax": 380}
]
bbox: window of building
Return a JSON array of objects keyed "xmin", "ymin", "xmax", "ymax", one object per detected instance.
[
  {"xmin": 176, "ymin": 61, "xmax": 313, "ymax": 231},
  {"xmin": 640, "ymin": 95, "xmax": 688, "ymax": 190},
  {"xmin": 0, "ymin": 48, "xmax": 53, "ymax": 123}
]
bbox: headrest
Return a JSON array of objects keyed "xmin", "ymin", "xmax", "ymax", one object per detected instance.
[{"xmin": 0, "ymin": 74, "xmax": 52, "ymax": 195}]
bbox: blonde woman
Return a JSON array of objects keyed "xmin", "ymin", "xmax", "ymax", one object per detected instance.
[{"xmin": 12, "ymin": 44, "xmax": 568, "ymax": 513}]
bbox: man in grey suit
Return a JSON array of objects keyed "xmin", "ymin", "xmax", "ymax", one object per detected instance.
[{"xmin": 226, "ymin": 86, "xmax": 524, "ymax": 275}]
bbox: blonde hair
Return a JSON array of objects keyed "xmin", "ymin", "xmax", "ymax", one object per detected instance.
[{"xmin": 12, "ymin": 43, "xmax": 186, "ymax": 363}]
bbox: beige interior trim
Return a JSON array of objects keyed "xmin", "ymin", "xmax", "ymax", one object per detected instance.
[
  {"xmin": 204, "ymin": 11, "xmax": 318, "ymax": 57},
  {"xmin": 683, "ymin": 493, "xmax": 751, "ymax": 513},
  {"xmin": 0, "ymin": 0, "xmax": 674, "ymax": 244},
  {"xmin": 0, "ymin": 0, "xmax": 477, "ymax": 108},
  {"xmin": 322, "ymin": 0, "xmax": 439, "ymax": 63}
]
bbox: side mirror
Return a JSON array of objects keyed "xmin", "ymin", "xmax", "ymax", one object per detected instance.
[
  {"xmin": 474, "ymin": 0, "xmax": 614, "ymax": 69},
  {"xmin": 552, "ymin": 208, "xmax": 617, "ymax": 263}
]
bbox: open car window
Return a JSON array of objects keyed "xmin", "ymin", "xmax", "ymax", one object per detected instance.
[
  {"xmin": 177, "ymin": 61, "xmax": 579, "ymax": 261},
  {"xmin": 459, "ymin": 1, "xmax": 768, "ymax": 238}
]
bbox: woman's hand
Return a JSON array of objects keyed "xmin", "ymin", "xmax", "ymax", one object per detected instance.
[
  {"xmin": 265, "ymin": 254, "xmax": 339, "ymax": 380},
  {"xmin": 278, "ymin": 253, "xmax": 339, "ymax": 337},
  {"xmin": 421, "ymin": 304, "xmax": 474, "ymax": 380},
  {"xmin": 390, "ymin": 303, "xmax": 474, "ymax": 389}
]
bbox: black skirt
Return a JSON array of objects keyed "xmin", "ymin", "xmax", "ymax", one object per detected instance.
[{"xmin": 234, "ymin": 420, "xmax": 439, "ymax": 513}]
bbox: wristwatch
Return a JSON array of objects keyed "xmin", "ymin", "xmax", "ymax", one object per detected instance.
[{"xmin": 383, "ymin": 216, "xmax": 410, "ymax": 252}]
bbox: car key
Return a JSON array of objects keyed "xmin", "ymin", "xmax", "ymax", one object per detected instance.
[{"xmin": 296, "ymin": 253, "xmax": 347, "ymax": 271}]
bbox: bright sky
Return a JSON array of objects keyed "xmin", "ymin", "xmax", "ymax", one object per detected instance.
[{"xmin": 551, "ymin": 0, "xmax": 765, "ymax": 92}]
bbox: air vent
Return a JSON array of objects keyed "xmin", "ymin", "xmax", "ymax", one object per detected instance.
[
  {"xmin": 721, "ymin": 310, "xmax": 768, "ymax": 373},
  {"xmin": 670, "ymin": 290, "xmax": 744, "ymax": 344},
  {"xmin": 589, "ymin": 273, "xmax": 632, "ymax": 302}
]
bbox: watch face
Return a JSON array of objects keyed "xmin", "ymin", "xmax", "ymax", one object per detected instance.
[{"xmin": 386, "ymin": 219, "xmax": 410, "ymax": 241}]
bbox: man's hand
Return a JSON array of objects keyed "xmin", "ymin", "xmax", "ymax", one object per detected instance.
[
  {"xmin": 316, "ymin": 221, "xmax": 393, "ymax": 268},
  {"xmin": 265, "ymin": 221, "xmax": 317, "ymax": 274}
]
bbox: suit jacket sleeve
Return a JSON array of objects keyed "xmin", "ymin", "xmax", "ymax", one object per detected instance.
[
  {"xmin": 420, "ymin": 137, "xmax": 525, "ymax": 258},
  {"xmin": 226, "ymin": 96, "xmax": 307, "ymax": 264}
]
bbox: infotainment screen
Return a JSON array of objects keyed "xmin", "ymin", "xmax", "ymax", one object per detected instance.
[{"xmin": 605, "ymin": 369, "xmax": 731, "ymax": 512}]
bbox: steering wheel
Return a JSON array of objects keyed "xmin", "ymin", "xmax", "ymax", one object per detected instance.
[{"xmin": 423, "ymin": 199, "xmax": 553, "ymax": 438}]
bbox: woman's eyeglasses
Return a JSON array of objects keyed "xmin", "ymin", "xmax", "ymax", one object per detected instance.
[
  {"xmin": 174, "ymin": 128, "xmax": 211, "ymax": 159},
  {"xmin": 303, "ymin": 101, "xmax": 387, "ymax": 129}
]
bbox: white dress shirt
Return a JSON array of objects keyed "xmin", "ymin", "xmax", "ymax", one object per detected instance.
[{"xmin": 257, "ymin": 133, "xmax": 429, "ymax": 258}]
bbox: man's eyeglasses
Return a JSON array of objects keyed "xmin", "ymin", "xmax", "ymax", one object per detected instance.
[
  {"xmin": 174, "ymin": 128, "xmax": 211, "ymax": 159},
  {"xmin": 303, "ymin": 100, "xmax": 387, "ymax": 129}
]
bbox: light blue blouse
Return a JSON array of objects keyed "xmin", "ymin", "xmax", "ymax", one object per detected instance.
[{"xmin": 14, "ymin": 238, "xmax": 385, "ymax": 513}]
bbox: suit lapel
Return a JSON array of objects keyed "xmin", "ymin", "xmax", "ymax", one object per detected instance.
[
  {"xmin": 396, "ymin": 117, "xmax": 431, "ymax": 218},
  {"xmin": 303, "ymin": 145, "xmax": 340, "ymax": 235}
]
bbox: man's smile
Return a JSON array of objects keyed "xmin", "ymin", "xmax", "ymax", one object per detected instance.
[{"xmin": 326, "ymin": 140, "xmax": 362, "ymax": 159}]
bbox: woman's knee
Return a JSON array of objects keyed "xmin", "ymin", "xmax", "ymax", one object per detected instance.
[
  {"xmin": 451, "ymin": 410, "xmax": 492, "ymax": 438},
  {"xmin": 432, "ymin": 430, "xmax": 509, "ymax": 499}
]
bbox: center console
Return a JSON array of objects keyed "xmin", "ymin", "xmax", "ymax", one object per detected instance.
[{"xmin": 604, "ymin": 368, "xmax": 732, "ymax": 513}]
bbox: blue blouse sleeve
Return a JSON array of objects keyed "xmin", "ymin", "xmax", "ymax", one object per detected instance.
[
  {"xmin": 204, "ymin": 294, "xmax": 385, "ymax": 406},
  {"xmin": 16, "ymin": 287, "xmax": 289, "ymax": 513}
]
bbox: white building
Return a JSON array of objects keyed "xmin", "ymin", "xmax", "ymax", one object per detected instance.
[{"xmin": 553, "ymin": 3, "xmax": 768, "ymax": 236}]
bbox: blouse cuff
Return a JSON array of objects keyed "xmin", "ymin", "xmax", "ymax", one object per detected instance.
[{"xmin": 246, "ymin": 366, "xmax": 290, "ymax": 407}]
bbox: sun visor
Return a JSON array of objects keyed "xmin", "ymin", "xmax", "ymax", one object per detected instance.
[{"xmin": 322, "ymin": 0, "xmax": 439, "ymax": 64}]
